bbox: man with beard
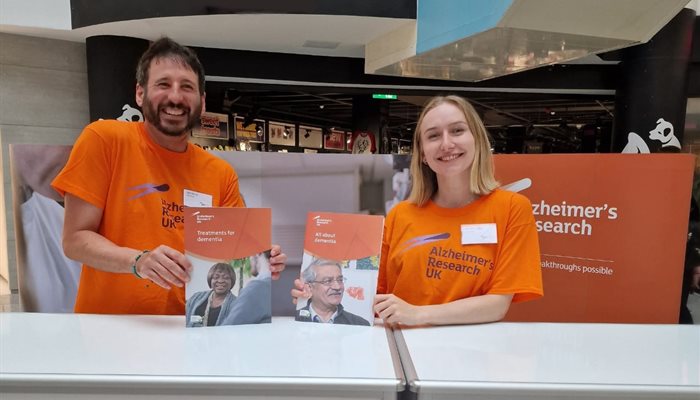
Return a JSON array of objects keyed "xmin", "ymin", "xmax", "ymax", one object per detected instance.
[
  {"xmin": 52, "ymin": 37, "xmax": 286, "ymax": 315},
  {"xmin": 296, "ymin": 259, "xmax": 370, "ymax": 326}
]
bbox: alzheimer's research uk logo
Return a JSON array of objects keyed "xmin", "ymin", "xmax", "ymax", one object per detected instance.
[
  {"xmin": 313, "ymin": 215, "xmax": 333, "ymax": 227},
  {"xmin": 127, "ymin": 182, "xmax": 170, "ymax": 200},
  {"xmin": 398, "ymin": 232, "xmax": 451, "ymax": 255},
  {"xmin": 192, "ymin": 210, "xmax": 215, "ymax": 224}
]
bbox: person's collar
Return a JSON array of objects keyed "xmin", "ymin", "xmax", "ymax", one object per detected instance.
[
  {"xmin": 310, "ymin": 303, "xmax": 339, "ymax": 323},
  {"xmin": 142, "ymin": 121, "xmax": 190, "ymax": 153}
]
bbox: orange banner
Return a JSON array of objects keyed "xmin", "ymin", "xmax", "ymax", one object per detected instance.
[
  {"xmin": 496, "ymin": 154, "xmax": 695, "ymax": 323},
  {"xmin": 184, "ymin": 207, "xmax": 271, "ymax": 261}
]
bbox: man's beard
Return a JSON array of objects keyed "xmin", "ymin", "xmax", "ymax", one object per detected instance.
[{"xmin": 141, "ymin": 94, "xmax": 202, "ymax": 137}]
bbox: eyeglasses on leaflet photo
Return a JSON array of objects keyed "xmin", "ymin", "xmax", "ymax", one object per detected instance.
[{"xmin": 309, "ymin": 276, "xmax": 347, "ymax": 286}]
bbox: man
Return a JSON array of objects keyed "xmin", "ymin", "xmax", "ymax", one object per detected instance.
[
  {"xmin": 52, "ymin": 37, "xmax": 286, "ymax": 315},
  {"xmin": 221, "ymin": 251, "xmax": 272, "ymax": 325},
  {"xmin": 295, "ymin": 258, "xmax": 370, "ymax": 326}
]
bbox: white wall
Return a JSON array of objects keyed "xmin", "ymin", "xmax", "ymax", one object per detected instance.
[
  {"xmin": 0, "ymin": 0, "xmax": 71, "ymax": 30},
  {"xmin": 0, "ymin": 32, "xmax": 89, "ymax": 291}
]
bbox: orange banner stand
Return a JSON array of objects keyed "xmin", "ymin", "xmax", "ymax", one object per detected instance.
[{"xmin": 496, "ymin": 154, "xmax": 695, "ymax": 323}]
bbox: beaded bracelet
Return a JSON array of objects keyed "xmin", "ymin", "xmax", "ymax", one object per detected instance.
[{"xmin": 131, "ymin": 250, "xmax": 150, "ymax": 279}]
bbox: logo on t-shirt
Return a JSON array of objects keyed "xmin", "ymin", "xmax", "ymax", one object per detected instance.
[
  {"xmin": 127, "ymin": 183, "xmax": 170, "ymax": 200},
  {"xmin": 127, "ymin": 183, "xmax": 181, "ymax": 230},
  {"xmin": 161, "ymin": 199, "xmax": 184, "ymax": 229},
  {"xmin": 426, "ymin": 246, "xmax": 493, "ymax": 280},
  {"xmin": 398, "ymin": 233, "xmax": 493, "ymax": 280},
  {"xmin": 398, "ymin": 232, "xmax": 450, "ymax": 254}
]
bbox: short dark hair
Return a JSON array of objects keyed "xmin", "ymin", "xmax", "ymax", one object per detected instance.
[
  {"xmin": 135, "ymin": 37, "xmax": 205, "ymax": 95},
  {"xmin": 207, "ymin": 263, "xmax": 235, "ymax": 288}
]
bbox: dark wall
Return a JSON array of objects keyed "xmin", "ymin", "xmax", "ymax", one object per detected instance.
[
  {"xmin": 86, "ymin": 36, "xmax": 149, "ymax": 121},
  {"xmin": 70, "ymin": 0, "xmax": 416, "ymax": 28}
]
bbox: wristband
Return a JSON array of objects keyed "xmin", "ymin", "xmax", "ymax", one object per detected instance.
[{"xmin": 131, "ymin": 250, "xmax": 150, "ymax": 279}]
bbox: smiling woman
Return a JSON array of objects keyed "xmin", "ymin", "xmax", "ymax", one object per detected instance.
[
  {"xmin": 185, "ymin": 262, "xmax": 237, "ymax": 327},
  {"xmin": 291, "ymin": 95, "xmax": 544, "ymax": 326},
  {"xmin": 374, "ymin": 95, "xmax": 543, "ymax": 326}
]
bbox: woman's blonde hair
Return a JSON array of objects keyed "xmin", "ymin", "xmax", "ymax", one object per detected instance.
[{"xmin": 407, "ymin": 95, "xmax": 498, "ymax": 206}]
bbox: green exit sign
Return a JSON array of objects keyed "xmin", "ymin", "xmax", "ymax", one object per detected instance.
[{"xmin": 372, "ymin": 93, "xmax": 397, "ymax": 100}]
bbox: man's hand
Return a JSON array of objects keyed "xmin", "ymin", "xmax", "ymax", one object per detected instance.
[
  {"xmin": 374, "ymin": 294, "xmax": 423, "ymax": 326},
  {"xmin": 134, "ymin": 245, "xmax": 191, "ymax": 289},
  {"xmin": 269, "ymin": 245, "xmax": 287, "ymax": 280}
]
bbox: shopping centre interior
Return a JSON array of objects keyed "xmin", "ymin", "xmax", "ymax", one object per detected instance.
[{"xmin": 1, "ymin": 2, "xmax": 699, "ymax": 399}]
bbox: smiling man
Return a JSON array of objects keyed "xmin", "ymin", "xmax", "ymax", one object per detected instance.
[
  {"xmin": 52, "ymin": 37, "xmax": 286, "ymax": 315},
  {"xmin": 296, "ymin": 259, "xmax": 370, "ymax": 326}
]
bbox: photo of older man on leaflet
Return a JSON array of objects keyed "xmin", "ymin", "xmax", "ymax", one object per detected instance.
[{"xmin": 296, "ymin": 258, "xmax": 370, "ymax": 326}]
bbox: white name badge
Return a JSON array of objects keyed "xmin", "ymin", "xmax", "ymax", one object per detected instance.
[
  {"xmin": 183, "ymin": 189, "xmax": 213, "ymax": 207},
  {"xmin": 461, "ymin": 223, "xmax": 497, "ymax": 245}
]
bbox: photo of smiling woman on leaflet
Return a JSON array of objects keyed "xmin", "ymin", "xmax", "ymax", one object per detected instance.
[
  {"xmin": 186, "ymin": 263, "xmax": 237, "ymax": 327},
  {"xmin": 293, "ymin": 95, "xmax": 543, "ymax": 326}
]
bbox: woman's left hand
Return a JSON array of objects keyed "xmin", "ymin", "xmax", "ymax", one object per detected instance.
[
  {"xmin": 374, "ymin": 294, "xmax": 423, "ymax": 325},
  {"xmin": 269, "ymin": 245, "xmax": 287, "ymax": 280}
]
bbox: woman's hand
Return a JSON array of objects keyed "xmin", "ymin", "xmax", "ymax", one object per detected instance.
[
  {"xmin": 374, "ymin": 294, "xmax": 424, "ymax": 325},
  {"xmin": 290, "ymin": 278, "xmax": 309, "ymax": 305},
  {"xmin": 269, "ymin": 245, "xmax": 287, "ymax": 280}
]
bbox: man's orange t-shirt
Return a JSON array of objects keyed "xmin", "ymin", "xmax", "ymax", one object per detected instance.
[
  {"xmin": 52, "ymin": 120, "xmax": 244, "ymax": 315},
  {"xmin": 378, "ymin": 189, "xmax": 543, "ymax": 305}
]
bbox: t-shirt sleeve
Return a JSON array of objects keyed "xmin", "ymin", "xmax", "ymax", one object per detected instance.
[
  {"xmin": 220, "ymin": 166, "xmax": 245, "ymax": 207},
  {"xmin": 487, "ymin": 193, "xmax": 543, "ymax": 303},
  {"xmin": 51, "ymin": 124, "xmax": 112, "ymax": 209}
]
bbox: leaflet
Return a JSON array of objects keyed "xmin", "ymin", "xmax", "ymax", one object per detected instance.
[
  {"xmin": 295, "ymin": 211, "xmax": 384, "ymax": 326},
  {"xmin": 184, "ymin": 207, "xmax": 272, "ymax": 328}
]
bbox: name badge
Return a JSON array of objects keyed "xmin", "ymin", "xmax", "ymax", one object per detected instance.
[
  {"xmin": 461, "ymin": 223, "xmax": 497, "ymax": 245},
  {"xmin": 183, "ymin": 189, "xmax": 213, "ymax": 207}
]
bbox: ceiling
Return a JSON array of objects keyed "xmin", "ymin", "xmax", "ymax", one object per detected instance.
[
  {"xmin": 1, "ymin": 4, "xmax": 682, "ymax": 151},
  {"xmin": 0, "ymin": 13, "xmax": 411, "ymax": 58}
]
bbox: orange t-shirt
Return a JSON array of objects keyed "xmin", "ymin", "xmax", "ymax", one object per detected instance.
[
  {"xmin": 378, "ymin": 189, "xmax": 543, "ymax": 305},
  {"xmin": 52, "ymin": 120, "xmax": 244, "ymax": 315}
]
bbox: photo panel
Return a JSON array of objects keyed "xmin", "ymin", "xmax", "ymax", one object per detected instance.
[
  {"xmin": 268, "ymin": 121, "xmax": 296, "ymax": 146},
  {"xmin": 299, "ymin": 125, "xmax": 322, "ymax": 149}
]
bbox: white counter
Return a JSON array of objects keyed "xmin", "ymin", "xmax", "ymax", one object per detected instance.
[
  {"xmin": 0, "ymin": 313, "xmax": 403, "ymax": 399},
  {"xmin": 394, "ymin": 322, "xmax": 700, "ymax": 400}
]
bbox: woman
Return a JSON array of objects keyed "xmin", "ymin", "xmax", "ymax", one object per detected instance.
[
  {"xmin": 373, "ymin": 95, "xmax": 542, "ymax": 325},
  {"xmin": 186, "ymin": 262, "xmax": 237, "ymax": 327},
  {"xmin": 293, "ymin": 95, "xmax": 543, "ymax": 326}
]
